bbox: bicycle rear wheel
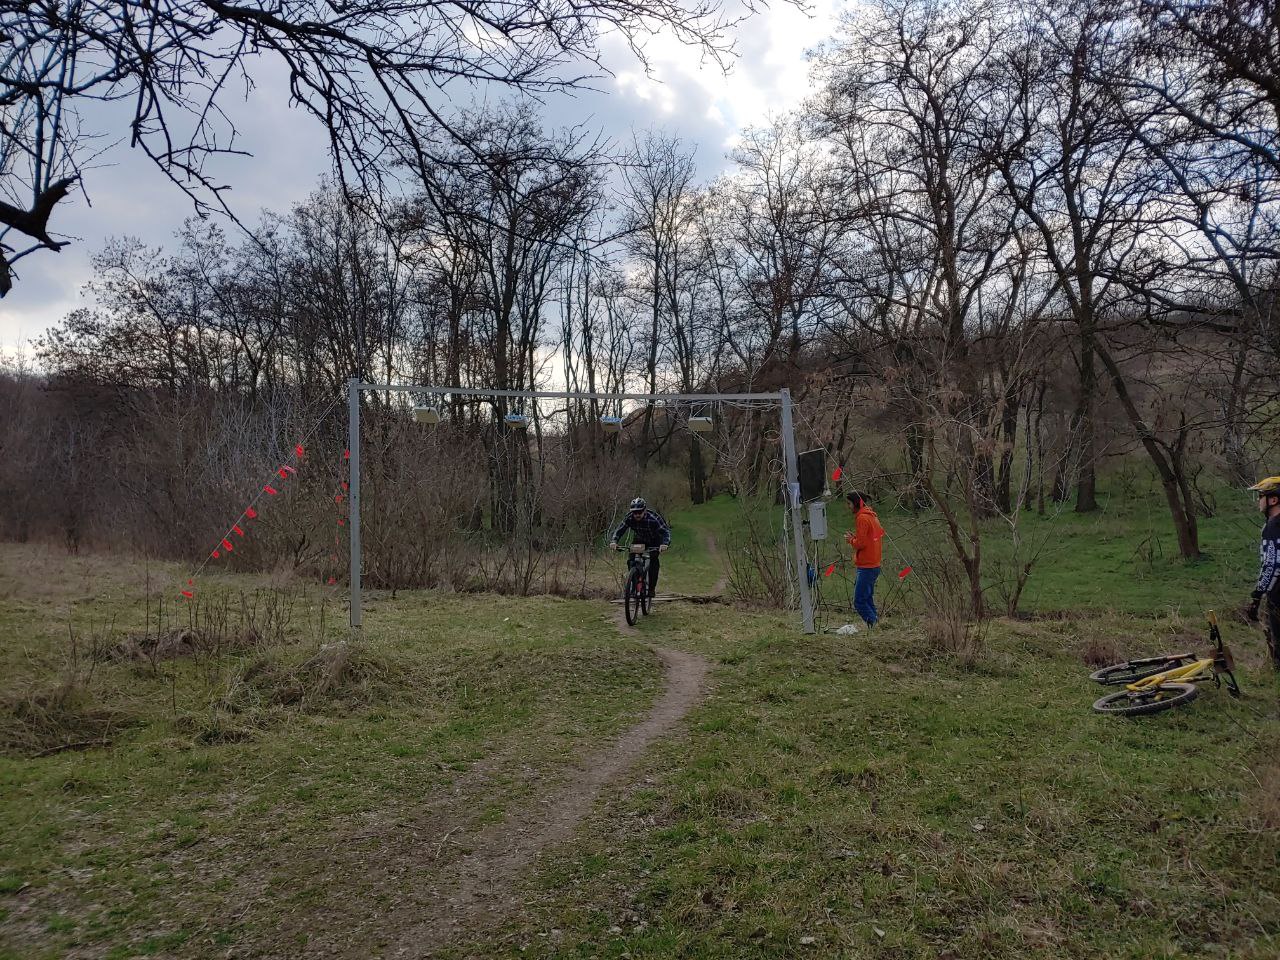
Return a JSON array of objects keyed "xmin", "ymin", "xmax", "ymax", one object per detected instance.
[
  {"xmin": 623, "ymin": 574, "xmax": 639, "ymax": 626},
  {"xmin": 1092, "ymin": 682, "xmax": 1199, "ymax": 716},
  {"xmin": 1089, "ymin": 655, "xmax": 1196, "ymax": 686}
]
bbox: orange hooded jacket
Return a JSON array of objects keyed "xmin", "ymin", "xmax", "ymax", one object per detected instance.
[{"xmin": 846, "ymin": 505, "xmax": 884, "ymax": 569}]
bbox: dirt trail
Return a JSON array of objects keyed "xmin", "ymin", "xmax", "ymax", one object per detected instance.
[
  {"xmin": 392, "ymin": 644, "xmax": 709, "ymax": 957},
  {"xmin": 705, "ymin": 531, "xmax": 729, "ymax": 597}
]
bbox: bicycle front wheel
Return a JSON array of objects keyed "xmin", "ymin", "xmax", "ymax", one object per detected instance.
[
  {"xmin": 1089, "ymin": 655, "xmax": 1196, "ymax": 686},
  {"xmin": 624, "ymin": 574, "xmax": 640, "ymax": 626},
  {"xmin": 1092, "ymin": 682, "xmax": 1199, "ymax": 716},
  {"xmin": 641, "ymin": 577, "xmax": 652, "ymax": 615}
]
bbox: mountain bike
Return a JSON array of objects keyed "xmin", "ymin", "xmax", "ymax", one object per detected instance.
[
  {"xmin": 617, "ymin": 543, "xmax": 654, "ymax": 626},
  {"xmin": 1090, "ymin": 611, "xmax": 1242, "ymax": 716}
]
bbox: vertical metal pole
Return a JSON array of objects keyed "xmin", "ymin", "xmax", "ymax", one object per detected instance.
[
  {"xmin": 780, "ymin": 388, "xmax": 815, "ymax": 634},
  {"xmin": 348, "ymin": 378, "xmax": 362, "ymax": 631}
]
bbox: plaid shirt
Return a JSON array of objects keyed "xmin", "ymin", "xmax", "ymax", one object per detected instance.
[{"xmin": 612, "ymin": 509, "xmax": 671, "ymax": 548}]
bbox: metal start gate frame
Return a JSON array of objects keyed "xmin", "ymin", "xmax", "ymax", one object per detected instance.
[{"xmin": 346, "ymin": 379, "xmax": 815, "ymax": 634}]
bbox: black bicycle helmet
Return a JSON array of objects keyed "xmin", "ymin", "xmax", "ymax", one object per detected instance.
[{"xmin": 629, "ymin": 497, "xmax": 647, "ymax": 511}]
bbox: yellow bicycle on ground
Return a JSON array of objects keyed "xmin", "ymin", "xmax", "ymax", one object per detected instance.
[{"xmin": 1091, "ymin": 612, "xmax": 1242, "ymax": 716}]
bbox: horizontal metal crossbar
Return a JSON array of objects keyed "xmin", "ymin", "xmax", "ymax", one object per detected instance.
[{"xmin": 357, "ymin": 383, "xmax": 783, "ymax": 402}]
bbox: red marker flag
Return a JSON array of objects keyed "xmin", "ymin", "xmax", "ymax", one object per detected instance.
[
  {"xmin": 295, "ymin": 444, "xmax": 305, "ymax": 458},
  {"xmin": 180, "ymin": 590, "xmax": 194, "ymax": 599},
  {"xmin": 221, "ymin": 539, "xmax": 234, "ymax": 551},
  {"xmin": 245, "ymin": 507, "xmax": 258, "ymax": 519},
  {"xmin": 832, "ymin": 466, "xmax": 843, "ymax": 482},
  {"xmin": 343, "ymin": 449, "xmax": 350, "ymax": 460},
  {"xmin": 232, "ymin": 525, "xmax": 245, "ymax": 537},
  {"xmin": 212, "ymin": 550, "xmax": 221, "ymax": 559},
  {"xmin": 899, "ymin": 566, "xmax": 912, "ymax": 580},
  {"xmin": 824, "ymin": 563, "xmax": 836, "ymax": 577},
  {"xmin": 334, "ymin": 494, "xmax": 343, "ymax": 503},
  {"xmin": 326, "ymin": 576, "xmax": 337, "ymax": 585},
  {"xmin": 264, "ymin": 485, "xmax": 278, "ymax": 495}
]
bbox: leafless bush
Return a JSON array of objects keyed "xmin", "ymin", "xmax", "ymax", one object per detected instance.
[
  {"xmin": 915, "ymin": 556, "xmax": 985, "ymax": 662},
  {"xmin": 725, "ymin": 499, "xmax": 790, "ymax": 607}
]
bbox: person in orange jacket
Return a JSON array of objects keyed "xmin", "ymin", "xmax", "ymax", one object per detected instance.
[{"xmin": 843, "ymin": 490, "xmax": 885, "ymax": 626}]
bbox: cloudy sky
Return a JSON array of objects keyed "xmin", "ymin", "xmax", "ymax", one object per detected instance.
[{"xmin": 0, "ymin": 0, "xmax": 846, "ymax": 354}]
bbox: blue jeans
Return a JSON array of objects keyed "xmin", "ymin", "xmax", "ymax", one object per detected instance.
[{"xmin": 854, "ymin": 567, "xmax": 880, "ymax": 626}]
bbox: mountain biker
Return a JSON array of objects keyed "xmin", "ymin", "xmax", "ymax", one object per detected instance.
[
  {"xmin": 844, "ymin": 490, "xmax": 885, "ymax": 627},
  {"xmin": 609, "ymin": 497, "xmax": 671, "ymax": 596},
  {"xmin": 1247, "ymin": 476, "xmax": 1280, "ymax": 669}
]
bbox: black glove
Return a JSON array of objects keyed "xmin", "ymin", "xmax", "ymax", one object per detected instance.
[{"xmin": 1247, "ymin": 596, "xmax": 1261, "ymax": 622}]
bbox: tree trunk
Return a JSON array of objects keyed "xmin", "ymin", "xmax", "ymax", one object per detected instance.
[
  {"xmin": 995, "ymin": 384, "xmax": 1019, "ymax": 514},
  {"xmin": 1075, "ymin": 323, "xmax": 1098, "ymax": 512},
  {"xmin": 1094, "ymin": 343, "xmax": 1201, "ymax": 559},
  {"xmin": 688, "ymin": 435, "xmax": 707, "ymax": 504}
]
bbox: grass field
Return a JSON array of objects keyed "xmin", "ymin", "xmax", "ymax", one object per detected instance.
[{"xmin": 2, "ymin": 481, "xmax": 1279, "ymax": 958}]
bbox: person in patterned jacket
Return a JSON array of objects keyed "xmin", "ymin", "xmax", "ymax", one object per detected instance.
[
  {"xmin": 609, "ymin": 497, "xmax": 671, "ymax": 596},
  {"xmin": 1247, "ymin": 476, "xmax": 1280, "ymax": 669}
]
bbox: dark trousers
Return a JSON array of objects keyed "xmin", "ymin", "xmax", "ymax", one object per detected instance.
[
  {"xmin": 1268, "ymin": 597, "xmax": 1280, "ymax": 666},
  {"xmin": 647, "ymin": 551, "xmax": 661, "ymax": 594}
]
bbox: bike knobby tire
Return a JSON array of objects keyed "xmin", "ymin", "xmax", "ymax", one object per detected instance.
[
  {"xmin": 640, "ymin": 579, "xmax": 652, "ymax": 615},
  {"xmin": 1092, "ymin": 682, "xmax": 1199, "ymax": 716},
  {"xmin": 623, "ymin": 574, "xmax": 640, "ymax": 626},
  {"xmin": 1089, "ymin": 655, "xmax": 1196, "ymax": 686}
]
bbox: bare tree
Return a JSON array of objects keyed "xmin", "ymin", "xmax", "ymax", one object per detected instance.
[{"xmin": 0, "ymin": 0, "xmax": 747, "ymax": 294}]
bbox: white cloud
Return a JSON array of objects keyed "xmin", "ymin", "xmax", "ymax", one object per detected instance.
[{"xmin": 1, "ymin": 2, "xmax": 850, "ymax": 351}]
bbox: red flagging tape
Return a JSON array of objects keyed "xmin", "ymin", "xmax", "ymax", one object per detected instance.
[
  {"xmin": 212, "ymin": 550, "xmax": 220, "ymax": 559},
  {"xmin": 232, "ymin": 525, "xmax": 245, "ymax": 537},
  {"xmin": 181, "ymin": 590, "xmax": 194, "ymax": 599},
  {"xmin": 824, "ymin": 563, "xmax": 836, "ymax": 577},
  {"xmin": 295, "ymin": 444, "xmax": 305, "ymax": 458},
  {"xmin": 343, "ymin": 449, "xmax": 350, "ymax": 460},
  {"xmin": 832, "ymin": 466, "xmax": 843, "ymax": 481},
  {"xmin": 264, "ymin": 485, "xmax": 277, "ymax": 495},
  {"xmin": 221, "ymin": 539, "xmax": 234, "ymax": 551},
  {"xmin": 245, "ymin": 507, "xmax": 258, "ymax": 519},
  {"xmin": 899, "ymin": 566, "xmax": 912, "ymax": 580},
  {"xmin": 334, "ymin": 494, "xmax": 343, "ymax": 503}
]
